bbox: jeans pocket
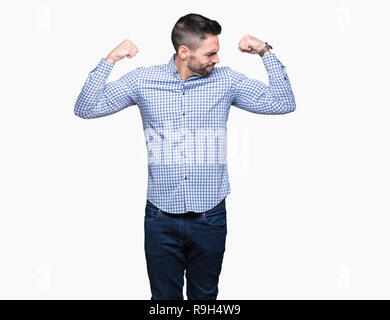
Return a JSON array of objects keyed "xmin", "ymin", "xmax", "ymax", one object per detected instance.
[
  {"xmin": 145, "ymin": 204, "xmax": 162, "ymax": 222},
  {"xmin": 202, "ymin": 208, "xmax": 227, "ymax": 227}
]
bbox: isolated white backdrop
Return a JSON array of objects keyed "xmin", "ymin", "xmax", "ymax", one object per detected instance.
[{"xmin": 0, "ymin": 0, "xmax": 389, "ymax": 299}]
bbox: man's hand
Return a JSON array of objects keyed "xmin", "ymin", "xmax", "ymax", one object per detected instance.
[
  {"xmin": 238, "ymin": 34, "xmax": 271, "ymax": 55},
  {"xmin": 105, "ymin": 39, "xmax": 139, "ymax": 64}
]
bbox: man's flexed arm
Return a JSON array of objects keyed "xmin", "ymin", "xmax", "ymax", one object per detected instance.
[
  {"xmin": 74, "ymin": 39, "xmax": 141, "ymax": 119},
  {"xmin": 230, "ymin": 34, "xmax": 296, "ymax": 114}
]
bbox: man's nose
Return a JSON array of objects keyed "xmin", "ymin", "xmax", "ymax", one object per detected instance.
[{"xmin": 212, "ymin": 55, "xmax": 220, "ymax": 64}]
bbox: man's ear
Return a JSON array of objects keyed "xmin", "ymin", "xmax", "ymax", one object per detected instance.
[{"xmin": 178, "ymin": 46, "xmax": 191, "ymax": 60}]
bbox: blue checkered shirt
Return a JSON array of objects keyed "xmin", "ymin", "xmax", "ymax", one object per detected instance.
[{"xmin": 74, "ymin": 52, "xmax": 296, "ymax": 213}]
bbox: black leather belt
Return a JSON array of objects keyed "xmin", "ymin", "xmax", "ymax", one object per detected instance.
[{"xmin": 146, "ymin": 197, "xmax": 226, "ymax": 215}]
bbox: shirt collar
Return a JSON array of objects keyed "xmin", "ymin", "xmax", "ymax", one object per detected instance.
[
  {"xmin": 168, "ymin": 52, "xmax": 201, "ymax": 81},
  {"xmin": 168, "ymin": 53, "xmax": 180, "ymax": 77}
]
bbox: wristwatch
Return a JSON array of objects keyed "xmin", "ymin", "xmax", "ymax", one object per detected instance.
[{"xmin": 259, "ymin": 42, "xmax": 273, "ymax": 57}]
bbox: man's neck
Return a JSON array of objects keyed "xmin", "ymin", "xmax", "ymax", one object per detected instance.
[{"xmin": 174, "ymin": 56, "xmax": 195, "ymax": 81}]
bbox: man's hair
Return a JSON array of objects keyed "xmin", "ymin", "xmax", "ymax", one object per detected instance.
[{"xmin": 171, "ymin": 13, "xmax": 221, "ymax": 53}]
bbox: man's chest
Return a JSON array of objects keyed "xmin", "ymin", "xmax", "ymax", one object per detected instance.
[{"xmin": 138, "ymin": 78, "xmax": 231, "ymax": 129}]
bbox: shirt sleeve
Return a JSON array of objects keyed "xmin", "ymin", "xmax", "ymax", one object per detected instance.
[
  {"xmin": 74, "ymin": 58, "xmax": 141, "ymax": 119},
  {"xmin": 229, "ymin": 53, "xmax": 296, "ymax": 114}
]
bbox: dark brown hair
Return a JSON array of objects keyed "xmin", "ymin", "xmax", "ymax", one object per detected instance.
[{"xmin": 171, "ymin": 13, "xmax": 222, "ymax": 53}]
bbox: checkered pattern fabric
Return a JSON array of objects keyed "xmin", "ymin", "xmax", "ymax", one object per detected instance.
[{"xmin": 74, "ymin": 52, "xmax": 295, "ymax": 213}]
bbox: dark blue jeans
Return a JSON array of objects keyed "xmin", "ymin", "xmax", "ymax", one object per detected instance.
[{"xmin": 144, "ymin": 197, "xmax": 227, "ymax": 300}]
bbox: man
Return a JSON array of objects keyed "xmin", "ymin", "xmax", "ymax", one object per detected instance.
[{"xmin": 74, "ymin": 13, "xmax": 296, "ymax": 300}]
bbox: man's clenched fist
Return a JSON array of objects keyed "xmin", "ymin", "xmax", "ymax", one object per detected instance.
[
  {"xmin": 105, "ymin": 39, "xmax": 139, "ymax": 64},
  {"xmin": 238, "ymin": 34, "xmax": 271, "ymax": 55}
]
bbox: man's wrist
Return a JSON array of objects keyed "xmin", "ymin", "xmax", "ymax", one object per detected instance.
[
  {"xmin": 104, "ymin": 55, "xmax": 116, "ymax": 65},
  {"xmin": 258, "ymin": 42, "xmax": 273, "ymax": 57}
]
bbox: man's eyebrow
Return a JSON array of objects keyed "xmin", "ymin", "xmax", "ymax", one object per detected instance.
[{"xmin": 206, "ymin": 49, "xmax": 219, "ymax": 55}]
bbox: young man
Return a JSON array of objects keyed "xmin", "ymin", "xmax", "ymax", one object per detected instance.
[{"xmin": 74, "ymin": 13, "xmax": 296, "ymax": 300}]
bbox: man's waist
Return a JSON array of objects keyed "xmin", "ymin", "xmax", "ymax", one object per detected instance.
[{"xmin": 146, "ymin": 197, "xmax": 226, "ymax": 215}]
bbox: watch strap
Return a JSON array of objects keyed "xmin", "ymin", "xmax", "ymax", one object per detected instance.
[{"xmin": 259, "ymin": 42, "xmax": 273, "ymax": 57}]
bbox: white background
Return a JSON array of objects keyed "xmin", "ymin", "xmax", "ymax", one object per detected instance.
[{"xmin": 1, "ymin": 0, "xmax": 389, "ymax": 299}]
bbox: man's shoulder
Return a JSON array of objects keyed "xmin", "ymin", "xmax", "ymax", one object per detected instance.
[
  {"xmin": 132, "ymin": 62, "xmax": 170, "ymax": 79},
  {"xmin": 212, "ymin": 65, "xmax": 232, "ymax": 78}
]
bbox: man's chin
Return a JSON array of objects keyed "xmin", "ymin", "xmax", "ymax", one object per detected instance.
[{"xmin": 199, "ymin": 69, "xmax": 213, "ymax": 77}]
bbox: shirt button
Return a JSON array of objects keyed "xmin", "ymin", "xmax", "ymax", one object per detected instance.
[
  {"xmin": 182, "ymin": 91, "xmax": 185, "ymax": 95},
  {"xmin": 183, "ymin": 112, "xmax": 185, "ymax": 116},
  {"xmin": 185, "ymin": 176, "xmax": 187, "ymax": 180}
]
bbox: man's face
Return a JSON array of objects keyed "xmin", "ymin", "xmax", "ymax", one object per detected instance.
[{"xmin": 187, "ymin": 34, "xmax": 220, "ymax": 77}]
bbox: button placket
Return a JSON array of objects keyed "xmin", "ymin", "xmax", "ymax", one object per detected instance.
[{"xmin": 181, "ymin": 83, "xmax": 187, "ymax": 181}]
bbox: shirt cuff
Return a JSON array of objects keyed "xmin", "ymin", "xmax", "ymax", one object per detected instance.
[
  {"xmin": 91, "ymin": 58, "xmax": 115, "ymax": 75},
  {"xmin": 260, "ymin": 52, "xmax": 285, "ymax": 71}
]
